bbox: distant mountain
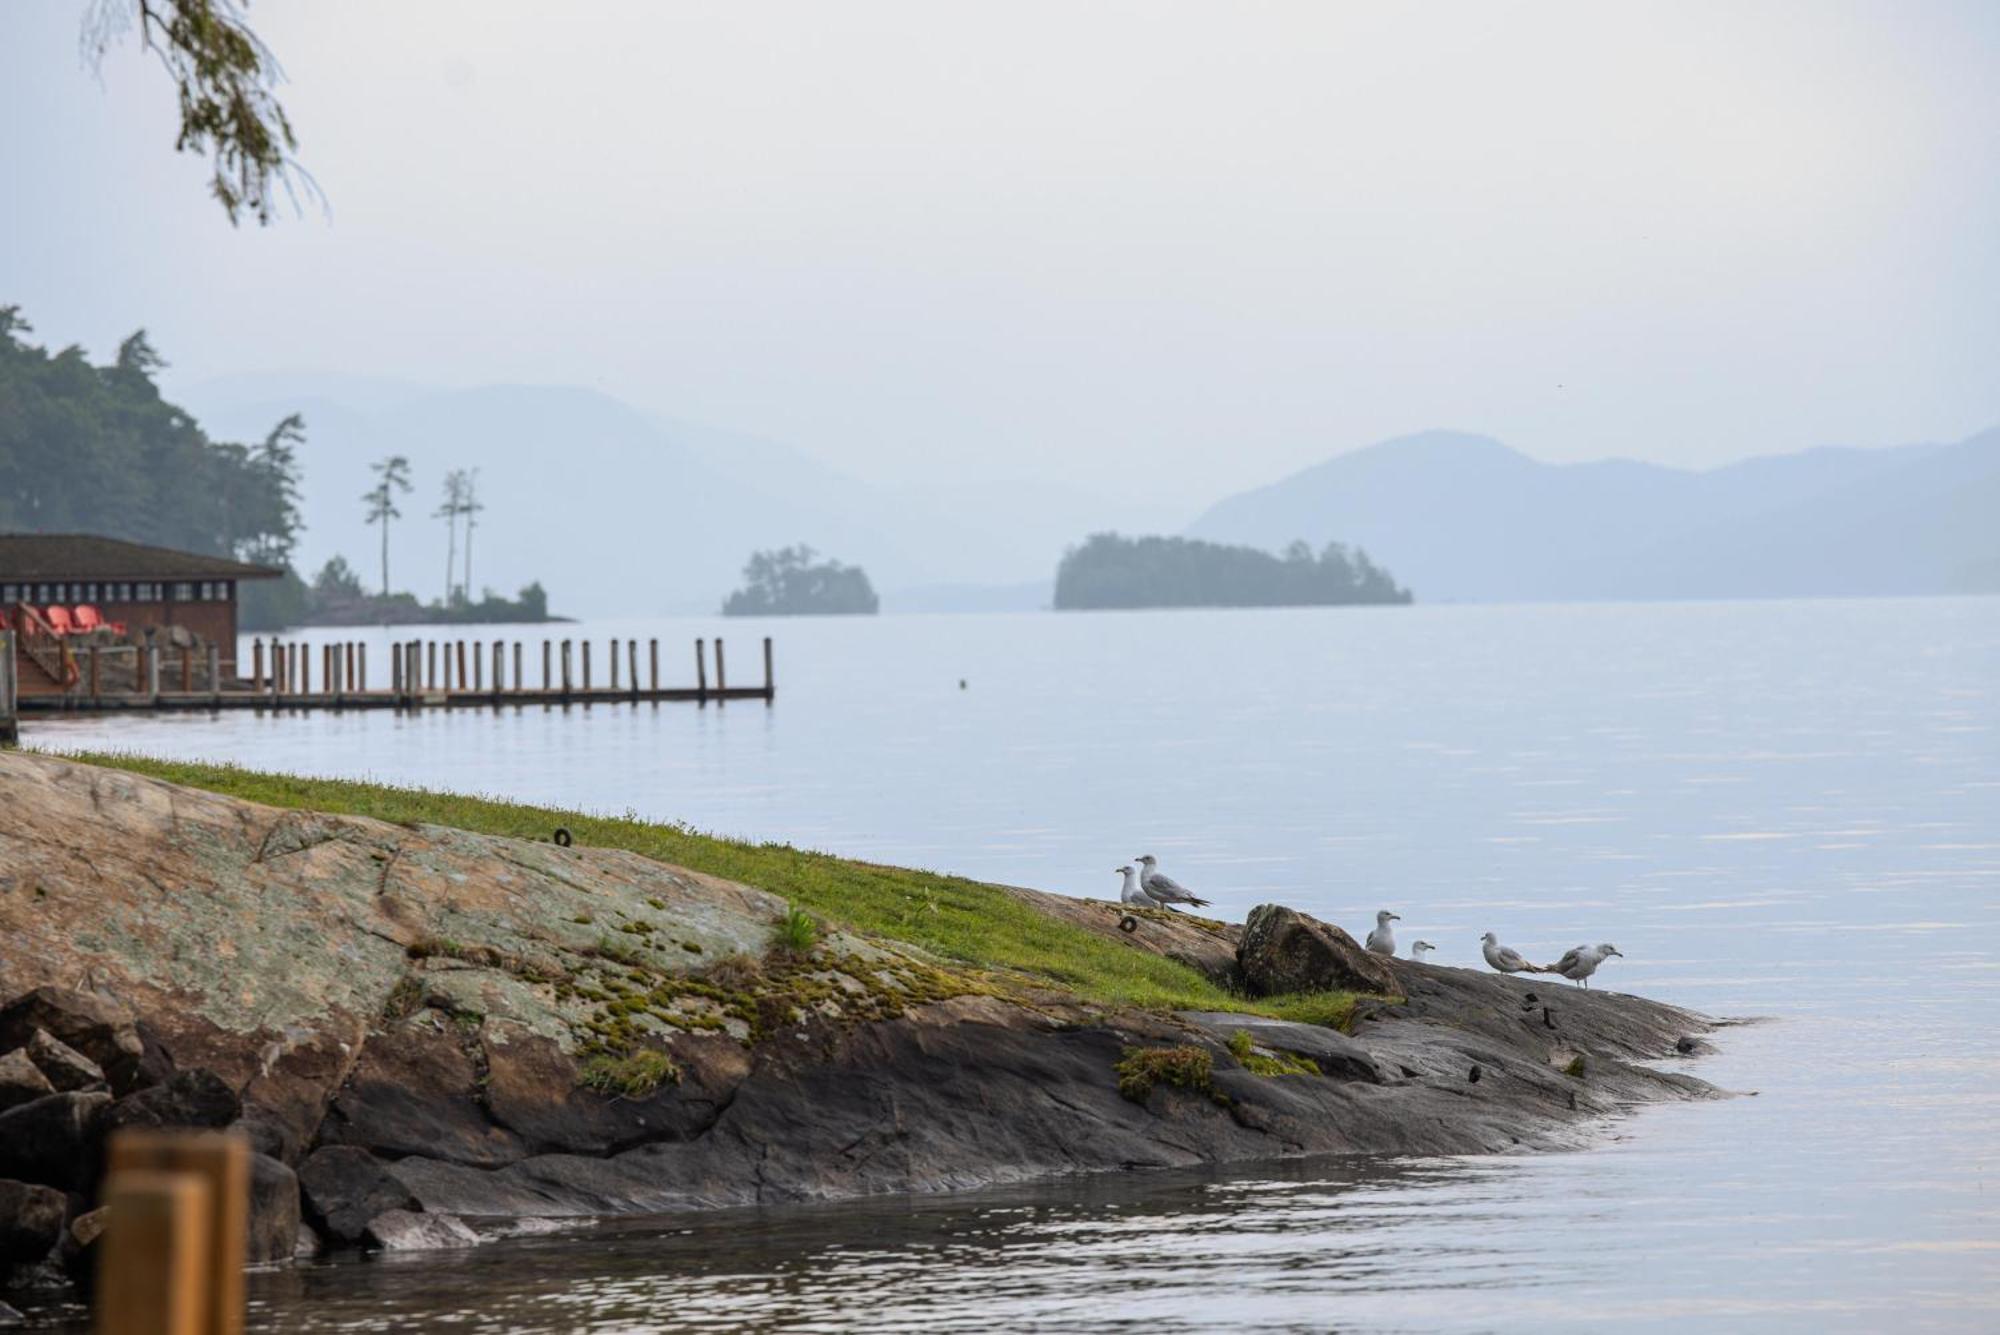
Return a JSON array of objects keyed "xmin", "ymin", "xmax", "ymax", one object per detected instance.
[
  {"xmin": 178, "ymin": 375, "xmax": 1147, "ymax": 617},
  {"xmin": 1187, "ymin": 427, "xmax": 2000, "ymax": 602}
]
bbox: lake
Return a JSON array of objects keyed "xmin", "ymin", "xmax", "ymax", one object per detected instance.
[{"xmin": 23, "ymin": 597, "xmax": 2000, "ymax": 1331}]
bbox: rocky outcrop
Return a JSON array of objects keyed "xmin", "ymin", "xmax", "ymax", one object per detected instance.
[
  {"xmin": 0, "ymin": 750, "xmax": 1721, "ymax": 1292},
  {"xmin": 1237, "ymin": 904, "xmax": 1402, "ymax": 997}
]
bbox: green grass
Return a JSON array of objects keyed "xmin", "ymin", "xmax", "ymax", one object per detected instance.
[
  {"xmin": 578, "ymin": 1047, "xmax": 682, "ymax": 1097},
  {"xmin": 772, "ymin": 904, "xmax": 819, "ymax": 957},
  {"xmin": 1114, "ymin": 1045, "xmax": 1220, "ymax": 1104},
  {"xmin": 69, "ymin": 753, "xmax": 1366, "ymax": 1023}
]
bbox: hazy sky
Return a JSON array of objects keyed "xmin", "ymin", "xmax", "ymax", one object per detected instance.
[{"xmin": 6, "ymin": 1, "xmax": 1997, "ymax": 507}]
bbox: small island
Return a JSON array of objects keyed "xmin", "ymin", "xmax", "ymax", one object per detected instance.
[
  {"xmin": 286, "ymin": 556, "xmax": 560, "ymax": 627},
  {"xmin": 1054, "ymin": 533, "xmax": 1413, "ymax": 610},
  {"xmin": 723, "ymin": 545, "xmax": 879, "ymax": 616}
]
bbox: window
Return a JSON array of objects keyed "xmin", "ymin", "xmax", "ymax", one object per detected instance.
[
  {"xmin": 1, "ymin": 584, "xmax": 15, "ymax": 603},
  {"xmin": 199, "ymin": 582, "xmax": 213, "ymax": 601},
  {"xmin": 172, "ymin": 582, "xmax": 194, "ymax": 601},
  {"xmin": 220, "ymin": 581, "xmax": 234, "ymax": 602}
]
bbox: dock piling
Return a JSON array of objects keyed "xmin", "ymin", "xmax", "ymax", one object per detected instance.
[
  {"xmin": 609, "ymin": 638, "xmax": 619, "ymax": 691},
  {"xmin": 628, "ymin": 639, "xmax": 639, "ymax": 702},
  {"xmin": 207, "ymin": 646, "xmax": 220, "ymax": 705},
  {"xmin": 582, "ymin": 641, "xmax": 592, "ymax": 693},
  {"xmin": 764, "ymin": 636, "xmax": 774, "ymax": 702},
  {"xmin": 252, "ymin": 640, "xmax": 264, "ymax": 693},
  {"xmin": 560, "ymin": 640, "xmax": 573, "ymax": 697},
  {"xmin": 695, "ymin": 638, "xmax": 707, "ymax": 703},
  {"xmin": 715, "ymin": 638, "xmax": 727, "ymax": 704},
  {"xmin": 649, "ymin": 639, "xmax": 659, "ymax": 693},
  {"xmin": 513, "ymin": 641, "xmax": 523, "ymax": 695}
]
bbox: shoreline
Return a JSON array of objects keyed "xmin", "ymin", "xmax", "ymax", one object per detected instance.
[{"xmin": 0, "ymin": 750, "xmax": 1721, "ymax": 1302}]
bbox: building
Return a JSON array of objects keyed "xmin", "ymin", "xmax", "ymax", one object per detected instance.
[{"xmin": 1, "ymin": 534, "xmax": 281, "ymax": 686}]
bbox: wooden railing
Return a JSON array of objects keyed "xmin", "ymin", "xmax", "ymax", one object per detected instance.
[{"xmin": 9, "ymin": 602, "xmax": 78, "ymax": 688}]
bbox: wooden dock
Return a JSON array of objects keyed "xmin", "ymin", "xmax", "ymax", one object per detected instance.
[{"xmin": 4, "ymin": 633, "xmax": 773, "ymax": 719}]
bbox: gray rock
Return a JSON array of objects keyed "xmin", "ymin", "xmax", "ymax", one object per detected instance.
[
  {"xmin": 96, "ymin": 1069, "xmax": 239, "ymax": 1141},
  {"xmin": 297, "ymin": 1146, "xmax": 419, "ymax": 1246},
  {"xmin": 0, "ymin": 1179, "xmax": 66, "ymax": 1267},
  {"xmin": 0, "ymin": 990, "xmax": 144, "ymax": 1096},
  {"xmin": 0, "ymin": 1093, "xmax": 110, "ymax": 1192},
  {"xmin": 1237, "ymin": 905, "xmax": 1402, "ymax": 998},
  {"xmin": 292, "ymin": 1222, "xmax": 322, "ymax": 1261},
  {"xmin": 362, "ymin": 1209, "xmax": 480, "ymax": 1252},
  {"xmin": 0, "ymin": 1051, "xmax": 55, "ymax": 1114},
  {"xmin": 247, "ymin": 1154, "xmax": 302, "ymax": 1264},
  {"xmin": 23, "ymin": 1030, "xmax": 104, "ymax": 1093}
]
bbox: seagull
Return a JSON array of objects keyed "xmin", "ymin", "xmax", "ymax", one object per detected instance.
[
  {"xmin": 1410, "ymin": 940, "xmax": 1436, "ymax": 961},
  {"xmin": 1365, "ymin": 910, "xmax": 1400, "ymax": 956},
  {"xmin": 1550, "ymin": 943, "xmax": 1622, "ymax": 988},
  {"xmin": 1134, "ymin": 855, "xmax": 1210, "ymax": 910},
  {"xmin": 1116, "ymin": 865, "xmax": 1157, "ymax": 908},
  {"xmin": 1480, "ymin": 932, "xmax": 1547, "ymax": 974}
]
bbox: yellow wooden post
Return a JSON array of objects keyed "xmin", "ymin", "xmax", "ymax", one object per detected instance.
[
  {"xmin": 95, "ymin": 1170, "xmax": 211, "ymax": 1335},
  {"xmin": 105, "ymin": 1129, "xmax": 248, "ymax": 1335}
]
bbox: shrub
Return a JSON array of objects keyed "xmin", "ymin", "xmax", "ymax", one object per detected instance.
[
  {"xmin": 579, "ymin": 1047, "xmax": 682, "ymax": 1098},
  {"xmin": 1115, "ymin": 1045, "xmax": 1217, "ymax": 1104},
  {"xmin": 772, "ymin": 904, "xmax": 819, "ymax": 957}
]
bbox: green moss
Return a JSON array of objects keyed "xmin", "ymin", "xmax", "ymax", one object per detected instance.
[
  {"xmin": 1226, "ymin": 1029, "xmax": 1254, "ymax": 1061},
  {"xmin": 1564, "ymin": 1054, "xmax": 1588, "ymax": 1079},
  {"xmin": 578, "ymin": 1047, "xmax": 682, "ymax": 1097},
  {"xmin": 1241, "ymin": 1049, "xmax": 1319, "ymax": 1077},
  {"xmin": 1115, "ymin": 1044, "xmax": 1219, "ymax": 1104}
]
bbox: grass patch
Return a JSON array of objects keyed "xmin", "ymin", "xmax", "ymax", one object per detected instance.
[
  {"xmin": 578, "ymin": 1047, "xmax": 682, "ymax": 1098},
  {"xmin": 1225, "ymin": 1028, "xmax": 1321, "ymax": 1077},
  {"xmin": 772, "ymin": 904, "xmax": 818, "ymax": 958},
  {"xmin": 69, "ymin": 753, "xmax": 1374, "ymax": 1024},
  {"xmin": 1115, "ymin": 1045, "xmax": 1221, "ymax": 1105}
]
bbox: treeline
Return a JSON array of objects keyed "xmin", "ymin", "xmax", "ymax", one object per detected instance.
[
  {"xmin": 1054, "ymin": 533, "xmax": 1412, "ymax": 610},
  {"xmin": 0, "ymin": 305, "xmax": 303, "ymax": 627},
  {"xmin": 723, "ymin": 546, "xmax": 878, "ymax": 616},
  {"xmin": 300, "ymin": 557, "xmax": 552, "ymax": 626}
]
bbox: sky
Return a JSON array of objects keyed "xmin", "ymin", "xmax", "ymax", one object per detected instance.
[{"xmin": 5, "ymin": 0, "xmax": 1998, "ymax": 508}]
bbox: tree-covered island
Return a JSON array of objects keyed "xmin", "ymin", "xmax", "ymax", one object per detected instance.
[
  {"xmin": 723, "ymin": 546, "xmax": 879, "ymax": 616},
  {"xmin": 1054, "ymin": 533, "xmax": 1412, "ymax": 610}
]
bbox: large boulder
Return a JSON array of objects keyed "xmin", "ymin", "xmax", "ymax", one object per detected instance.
[
  {"xmin": 0, "ymin": 991, "xmax": 144, "ymax": 1096},
  {"xmin": 247, "ymin": 1154, "xmax": 302, "ymax": 1264},
  {"xmin": 0, "ymin": 1051, "xmax": 54, "ymax": 1114},
  {"xmin": 0, "ymin": 1094, "xmax": 110, "ymax": 1191},
  {"xmin": 0, "ymin": 1180, "xmax": 65, "ymax": 1268},
  {"xmin": 297, "ymin": 1146, "xmax": 419, "ymax": 1247},
  {"xmin": 96, "ymin": 1069, "xmax": 240, "ymax": 1142},
  {"xmin": 1236, "ymin": 905, "xmax": 1402, "ymax": 999}
]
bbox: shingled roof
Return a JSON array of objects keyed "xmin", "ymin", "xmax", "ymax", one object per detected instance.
[{"xmin": 0, "ymin": 534, "xmax": 283, "ymax": 582}]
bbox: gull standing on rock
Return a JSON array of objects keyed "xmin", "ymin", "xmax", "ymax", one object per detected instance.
[
  {"xmin": 1134, "ymin": 855, "xmax": 1210, "ymax": 910},
  {"xmin": 1365, "ymin": 910, "xmax": 1400, "ymax": 956},
  {"xmin": 1116, "ymin": 865, "xmax": 1156, "ymax": 908},
  {"xmin": 1480, "ymin": 932, "xmax": 1546, "ymax": 974},
  {"xmin": 1550, "ymin": 943, "xmax": 1622, "ymax": 988},
  {"xmin": 1410, "ymin": 940, "xmax": 1436, "ymax": 961}
]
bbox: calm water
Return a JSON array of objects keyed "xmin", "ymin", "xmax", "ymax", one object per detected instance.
[{"xmin": 23, "ymin": 598, "xmax": 2000, "ymax": 1330}]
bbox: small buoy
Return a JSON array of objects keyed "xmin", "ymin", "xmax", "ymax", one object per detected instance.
[
  {"xmin": 958, "ymin": 679, "xmax": 967, "ymax": 690},
  {"xmin": 553, "ymin": 827, "xmax": 573, "ymax": 847},
  {"xmin": 1118, "ymin": 914, "xmax": 1139, "ymax": 933}
]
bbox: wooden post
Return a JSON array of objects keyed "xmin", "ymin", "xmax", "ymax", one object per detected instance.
[
  {"xmin": 147, "ymin": 642, "xmax": 162, "ymax": 701},
  {"xmin": 695, "ymin": 638, "xmax": 707, "ymax": 703},
  {"xmin": 344, "ymin": 642, "xmax": 356, "ymax": 693},
  {"xmin": 560, "ymin": 640, "xmax": 573, "ymax": 696},
  {"xmin": 457, "ymin": 640, "xmax": 468, "ymax": 694},
  {"xmin": 391, "ymin": 642, "xmax": 402, "ymax": 696},
  {"xmin": 358, "ymin": 643, "xmax": 367, "ymax": 693},
  {"xmin": 609, "ymin": 638, "xmax": 620, "ymax": 691},
  {"xmin": 513, "ymin": 641, "xmax": 523, "ymax": 695},
  {"xmin": 207, "ymin": 645, "xmax": 220, "ymax": 705},
  {"xmin": 427, "ymin": 641, "xmax": 437, "ymax": 691},
  {"xmin": 473, "ymin": 641, "xmax": 483, "ymax": 693},
  {"xmin": 715, "ymin": 638, "xmax": 727, "ymax": 703},
  {"xmin": 649, "ymin": 639, "xmax": 659, "ymax": 693},
  {"xmin": 0, "ymin": 631, "xmax": 17, "ymax": 747},
  {"xmin": 491, "ymin": 640, "xmax": 503, "ymax": 694},
  {"xmin": 542, "ymin": 639, "xmax": 552, "ymax": 692},
  {"xmin": 582, "ymin": 640, "xmax": 592, "ymax": 693},
  {"xmin": 251, "ymin": 640, "xmax": 264, "ymax": 693},
  {"xmin": 763, "ymin": 636, "xmax": 774, "ymax": 702},
  {"xmin": 628, "ymin": 639, "xmax": 639, "ymax": 701},
  {"xmin": 94, "ymin": 1170, "xmax": 211, "ymax": 1335},
  {"xmin": 300, "ymin": 642, "xmax": 310, "ymax": 696},
  {"xmin": 105, "ymin": 1128, "xmax": 248, "ymax": 1335}
]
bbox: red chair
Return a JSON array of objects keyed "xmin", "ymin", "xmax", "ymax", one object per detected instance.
[
  {"xmin": 44, "ymin": 605, "xmax": 76, "ymax": 635},
  {"xmin": 73, "ymin": 604, "xmax": 126, "ymax": 636}
]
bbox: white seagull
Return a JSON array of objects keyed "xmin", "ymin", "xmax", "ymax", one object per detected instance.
[
  {"xmin": 1116, "ymin": 865, "xmax": 1156, "ymax": 908},
  {"xmin": 1550, "ymin": 942, "xmax": 1623, "ymax": 988},
  {"xmin": 1365, "ymin": 910, "xmax": 1400, "ymax": 956},
  {"xmin": 1134, "ymin": 855, "xmax": 1210, "ymax": 910},
  {"xmin": 1480, "ymin": 932, "xmax": 1547, "ymax": 975},
  {"xmin": 1410, "ymin": 940, "xmax": 1436, "ymax": 961}
]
